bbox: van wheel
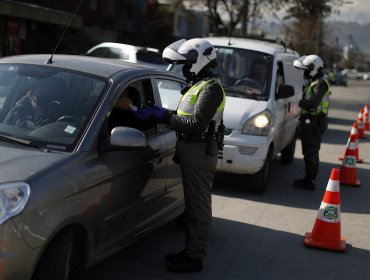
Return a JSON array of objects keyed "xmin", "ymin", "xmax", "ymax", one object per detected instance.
[
  {"xmin": 249, "ymin": 149, "xmax": 272, "ymax": 193},
  {"xmin": 32, "ymin": 229, "xmax": 83, "ymax": 280},
  {"xmin": 281, "ymin": 136, "xmax": 296, "ymax": 164}
]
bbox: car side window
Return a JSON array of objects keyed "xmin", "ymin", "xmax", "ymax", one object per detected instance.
[
  {"xmin": 109, "ymin": 79, "xmax": 156, "ymax": 136},
  {"xmin": 105, "ymin": 47, "xmax": 121, "ymax": 59},
  {"xmin": 154, "ymin": 78, "xmax": 184, "ymax": 111}
]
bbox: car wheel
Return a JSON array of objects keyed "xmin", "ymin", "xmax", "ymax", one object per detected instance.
[
  {"xmin": 280, "ymin": 136, "xmax": 296, "ymax": 164},
  {"xmin": 249, "ymin": 148, "xmax": 272, "ymax": 193},
  {"xmin": 32, "ymin": 229, "xmax": 83, "ymax": 280}
]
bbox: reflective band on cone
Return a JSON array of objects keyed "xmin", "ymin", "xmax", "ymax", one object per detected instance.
[
  {"xmin": 357, "ymin": 109, "xmax": 366, "ymax": 139},
  {"xmin": 304, "ymin": 168, "xmax": 346, "ymax": 252},
  {"xmin": 339, "ymin": 122, "xmax": 362, "ymax": 163},
  {"xmin": 339, "ymin": 135, "xmax": 360, "ymax": 187}
]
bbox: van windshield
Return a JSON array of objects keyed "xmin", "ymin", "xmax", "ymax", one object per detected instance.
[{"xmin": 168, "ymin": 47, "xmax": 272, "ymax": 101}]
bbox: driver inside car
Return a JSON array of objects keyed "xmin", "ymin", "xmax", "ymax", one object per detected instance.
[{"xmin": 3, "ymin": 87, "xmax": 63, "ymax": 130}]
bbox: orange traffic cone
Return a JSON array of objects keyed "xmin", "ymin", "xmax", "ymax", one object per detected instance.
[
  {"xmin": 364, "ymin": 104, "xmax": 369, "ymax": 131},
  {"xmin": 339, "ymin": 134, "xmax": 361, "ymax": 187},
  {"xmin": 339, "ymin": 121, "xmax": 363, "ymax": 163},
  {"xmin": 357, "ymin": 109, "xmax": 366, "ymax": 139},
  {"xmin": 304, "ymin": 168, "xmax": 346, "ymax": 252}
]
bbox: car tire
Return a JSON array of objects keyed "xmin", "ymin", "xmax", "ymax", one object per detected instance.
[
  {"xmin": 280, "ymin": 136, "xmax": 296, "ymax": 164},
  {"xmin": 32, "ymin": 229, "xmax": 83, "ymax": 280},
  {"xmin": 249, "ymin": 148, "xmax": 272, "ymax": 193}
]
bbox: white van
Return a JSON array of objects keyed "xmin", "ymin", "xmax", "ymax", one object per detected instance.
[{"xmin": 205, "ymin": 37, "xmax": 303, "ymax": 193}]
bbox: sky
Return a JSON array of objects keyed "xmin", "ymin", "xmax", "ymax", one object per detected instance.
[{"xmin": 329, "ymin": 0, "xmax": 370, "ymax": 23}]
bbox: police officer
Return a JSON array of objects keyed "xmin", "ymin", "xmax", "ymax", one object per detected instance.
[
  {"xmin": 150, "ymin": 38, "xmax": 225, "ymax": 273},
  {"xmin": 293, "ymin": 55, "xmax": 330, "ymax": 190}
]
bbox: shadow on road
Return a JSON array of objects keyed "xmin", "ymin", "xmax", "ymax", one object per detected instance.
[
  {"xmin": 213, "ymin": 157, "xmax": 370, "ymax": 215},
  {"xmin": 82, "ymin": 217, "xmax": 370, "ymax": 280}
]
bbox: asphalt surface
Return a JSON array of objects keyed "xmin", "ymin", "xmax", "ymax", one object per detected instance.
[{"xmin": 83, "ymin": 79, "xmax": 370, "ymax": 280}]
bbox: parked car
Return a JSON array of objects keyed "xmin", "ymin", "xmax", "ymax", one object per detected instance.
[
  {"xmin": 326, "ymin": 71, "xmax": 347, "ymax": 86},
  {"xmin": 363, "ymin": 72, "xmax": 370, "ymax": 80},
  {"xmin": 168, "ymin": 37, "xmax": 303, "ymax": 193},
  {"xmin": 0, "ymin": 54, "xmax": 186, "ymax": 280},
  {"xmin": 341, "ymin": 68, "xmax": 362, "ymax": 80},
  {"xmin": 85, "ymin": 42, "xmax": 168, "ymax": 70}
]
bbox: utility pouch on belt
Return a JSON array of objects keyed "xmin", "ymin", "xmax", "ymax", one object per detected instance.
[{"xmin": 216, "ymin": 119, "xmax": 225, "ymax": 151}]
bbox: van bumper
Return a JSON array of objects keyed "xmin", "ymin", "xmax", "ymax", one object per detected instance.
[{"xmin": 216, "ymin": 132, "xmax": 269, "ymax": 174}]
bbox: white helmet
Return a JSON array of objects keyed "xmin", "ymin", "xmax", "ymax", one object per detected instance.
[
  {"xmin": 293, "ymin": 55, "xmax": 323, "ymax": 78},
  {"xmin": 162, "ymin": 38, "xmax": 217, "ymax": 79}
]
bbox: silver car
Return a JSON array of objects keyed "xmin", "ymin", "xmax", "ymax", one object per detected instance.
[{"xmin": 0, "ymin": 54, "xmax": 185, "ymax": 280}]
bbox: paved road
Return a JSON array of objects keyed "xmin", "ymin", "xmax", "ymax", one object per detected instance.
[{"xmin": 83, "ymin": 80, "xmax": 370, "ymax": 280}]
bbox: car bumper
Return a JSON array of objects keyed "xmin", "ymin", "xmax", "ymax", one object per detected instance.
[
  {"xmin": 216, "ymin": 130, "xmax": 269, "ymax": 174},
  {"xmin": 0, "ymin": 221, "xmax": 39, "ymax": 280}
]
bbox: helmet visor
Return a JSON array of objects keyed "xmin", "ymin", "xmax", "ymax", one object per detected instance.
[{"xmin": 293, "ymin": 56, "xmax": 308, "ymax": 70}]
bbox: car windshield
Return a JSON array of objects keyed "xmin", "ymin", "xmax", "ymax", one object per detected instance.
[
  {"xmin": 169, "ymin": 47, "xmax": 272, "ymax": 101},
  {"xmin": 0, "ymin": 64, "xmax": 107, "ymax": 152}
]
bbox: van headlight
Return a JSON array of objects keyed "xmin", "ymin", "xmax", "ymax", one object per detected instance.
[
  {"xmin": 241, "ymin": 110, "xmax": 271, "ymax": 136},
  {"xmin": 0, "ymin": 182, "xmax": 30, "ymax": 224}
]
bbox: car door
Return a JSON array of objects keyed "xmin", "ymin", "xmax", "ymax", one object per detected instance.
[
  {"xmin": 152, "ymin": 76, "xmax": 185, "ymax": 199},
  {"xmin": 95, "ymin": 77, "xmax": 176, "ymax": 255}
]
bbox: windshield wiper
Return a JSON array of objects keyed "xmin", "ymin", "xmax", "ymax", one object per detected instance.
[{"xmin": 0, "ymin": 132, "xmax": 44, "ymax": 150}]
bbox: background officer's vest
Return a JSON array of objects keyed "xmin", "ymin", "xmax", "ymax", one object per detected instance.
[
  {"xmin": 300, "ymin": 78, "xmax": 330, "ymax": 116},
  {"xmin": 177, "ymin": 79, "xmax": 226, "ymax": 131}
]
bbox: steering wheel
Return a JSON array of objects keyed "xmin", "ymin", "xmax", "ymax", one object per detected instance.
[
  {"xmin": 56, "ymin": 115, "xmax": 83, "ymax": 126},
  {"xmin": 234, "ymin": 78, "xmax": 263, "ymax": 94}
]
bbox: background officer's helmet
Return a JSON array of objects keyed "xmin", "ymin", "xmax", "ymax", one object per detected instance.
[{"xmin": 293, "ymin": 54, "xmax": 323, "ymax": 79}]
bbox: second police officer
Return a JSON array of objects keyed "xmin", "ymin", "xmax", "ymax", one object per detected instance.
[
  {"xmin": 293, "ymin": 54, "xmax": 331, "ymax": 190},
  {"xmin": 149, "ymin": 38, "xmax": 226, "ymax": 273}
]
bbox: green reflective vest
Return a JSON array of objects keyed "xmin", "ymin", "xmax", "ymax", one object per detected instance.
[
  {"xmin": 177, "ymin": 79, "xmax": 226, "ymax": 127},
  {"xmin": 300, "ymin": 78, "xmax": 330, "ymax": 115}
]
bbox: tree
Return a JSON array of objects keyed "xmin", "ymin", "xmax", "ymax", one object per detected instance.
[
  {"xmin": 283, "ymin": 0, "xmax": 346, "ymax": 56},
  {"xmin": 206, "ymin": 0, "xmax": 286, "ymax": 37}
]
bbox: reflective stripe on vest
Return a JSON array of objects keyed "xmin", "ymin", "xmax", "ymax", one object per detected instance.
[
  {"xmin": 300, "ymin": 78, "xmax": 330, "ymax": 115},
  {"xmin": 177, "ymin": 79, "xmax": 226, "ymax": 125}
]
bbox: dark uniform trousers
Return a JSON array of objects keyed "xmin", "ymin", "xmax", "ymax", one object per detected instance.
[
  {"xmin": 176, "ymin": 138, "xmax": 218, "ymax": 260},
  {"xmin": 299, "ymin": 114, "xmax": 327, "ymax": 179}
]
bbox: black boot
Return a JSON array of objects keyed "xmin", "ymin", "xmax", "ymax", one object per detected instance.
[
  {"xmin": 166, "ymin": 250, "xmax": 186, "ymax": 262},
  {"xmin": 294, "ymin": 176, "xmax": 315, "ymax": 190},
  {"xmin": 166, "ymin": 255, "xmax": 203, "ymax": 273}
]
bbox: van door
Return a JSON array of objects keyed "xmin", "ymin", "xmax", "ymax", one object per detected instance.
[
  {"xmin": 280, "ymin": 55, "xmax": 302, "ymax": 147},
  {"xmin": 272, "ymin": 61, "xmax": 287, "ymax": 153}
]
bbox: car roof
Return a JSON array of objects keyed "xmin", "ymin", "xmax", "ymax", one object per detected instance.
[
  {"xmin": 0, "ymin": 54, "xmax": 169, "ymax": 78},
  {"xmin": 205, "ymin": 37, "xmax": 296, "ymax": 55}
]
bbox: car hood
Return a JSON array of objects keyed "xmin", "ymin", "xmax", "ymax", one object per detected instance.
[
  {"xmin": 0, "ymin": 144, "xmax": 68, "ymax": 183},
  {"xmin": 223, "ymin": 97, "xmax": 267, "ymax": 129}
]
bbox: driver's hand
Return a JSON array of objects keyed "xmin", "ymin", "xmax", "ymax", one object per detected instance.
[{"xmin": 115, "ymin": 97, "xmax": 133, "ymax": 110}]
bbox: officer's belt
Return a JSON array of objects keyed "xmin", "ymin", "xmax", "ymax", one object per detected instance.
[{"xmin": 177, "ymin": 132, "xmax": 208, "ymax": 142}]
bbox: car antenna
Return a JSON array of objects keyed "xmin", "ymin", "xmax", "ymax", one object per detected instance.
[{"xmin": 46, "ymin": 0, "xmax": 84, "ymax": 64}]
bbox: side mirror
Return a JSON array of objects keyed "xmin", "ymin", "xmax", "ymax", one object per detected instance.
[
  {"xmin": 276, "ymin": 84, "xmax": 295, "ymax": 100},
  {"xmin": 110, "ymin": 127, "xmax": 147, "ymax": 149}
]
